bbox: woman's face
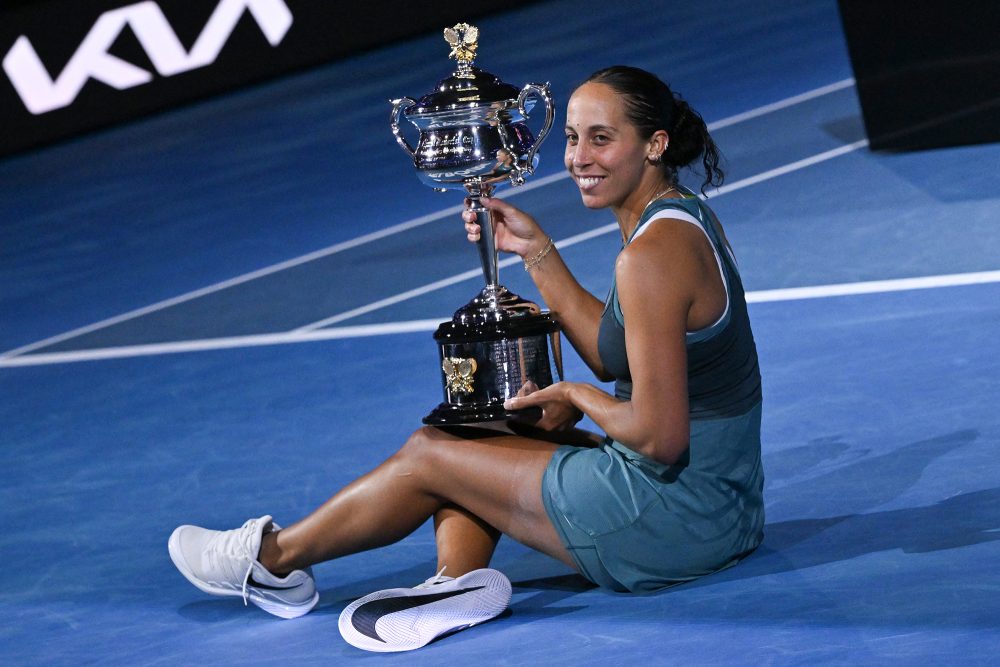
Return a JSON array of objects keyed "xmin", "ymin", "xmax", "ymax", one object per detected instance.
[{"xmin": 564, "ymin": 82, "xmax": 653, "ymax": 211}]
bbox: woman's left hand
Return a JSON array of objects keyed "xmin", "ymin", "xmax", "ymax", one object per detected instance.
[{"xmin": 504, "ymin": 381, "xmax": 583, "ymax": 432}]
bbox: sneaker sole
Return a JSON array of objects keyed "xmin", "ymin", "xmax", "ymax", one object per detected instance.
[
  {"xmin": 338, "ymin": 568, "xmax": 511, "ymax": 652},
  {"xmin": 167, "ymin": 526, "xmax": 318, "ymax": 620}
]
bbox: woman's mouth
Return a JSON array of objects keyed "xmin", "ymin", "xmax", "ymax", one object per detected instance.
[{"xmin": 577, "ymin": 176, "xmax": 604, "ymax": 191}]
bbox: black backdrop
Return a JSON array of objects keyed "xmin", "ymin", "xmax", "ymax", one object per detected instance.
[
  {"xmin": 838, "ymin": 0, "xmax": 1000, "ymax": 151},
  {"xmin": 0, "ymin": 0, "xmax": 526, "ymax": 157}
]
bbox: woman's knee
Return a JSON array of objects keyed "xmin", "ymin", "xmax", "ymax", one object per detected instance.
[{"xmin": 394, "ymin": 425, "xmax": 451, "ymax": 468}]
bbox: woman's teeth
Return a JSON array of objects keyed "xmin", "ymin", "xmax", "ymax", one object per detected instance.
[{"xmin": 578, "ymin": 176, "xmax": 602, "ymax": 189}]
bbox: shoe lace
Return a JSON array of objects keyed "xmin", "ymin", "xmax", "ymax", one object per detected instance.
[
  {"xmin": 206, "ymin": 518, "xmax": 260, "ymax": 607},
  {"xmin": 415, "ymin": 566, "xmax": 451, "ymax": 590},
  {"xmin": 237, "ymin": 520, "xmax": 259, "ymax": 606},
  {"xmin": 241, "ymin": 565, "xmax": 253, "ymax": 606}
]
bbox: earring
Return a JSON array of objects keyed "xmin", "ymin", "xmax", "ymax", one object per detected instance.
[{"xmin": 649, "ymin": 153, "xmax": 662, "ymax": 164}]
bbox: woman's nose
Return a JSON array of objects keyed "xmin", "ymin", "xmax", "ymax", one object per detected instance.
[{"xmin": 571, "ymin": 143, "xmax": 591, "ymax": 167}]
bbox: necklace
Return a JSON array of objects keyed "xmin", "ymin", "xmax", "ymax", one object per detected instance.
[
  {"xmin": 642, "ymin": 185, "xmax": 678, "ymax": 212},
  {"xmin": 620, "ymin": 185, "xmax": 678, "ymax": 243}
]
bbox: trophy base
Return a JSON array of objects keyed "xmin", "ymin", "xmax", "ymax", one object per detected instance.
[
  {"xmin": 424, "ymin": 286, "xmax": 561, "ymax": 427},
  {"xmin": 422, "ymin": 402, "xmax": 541, "ymax": 426}
]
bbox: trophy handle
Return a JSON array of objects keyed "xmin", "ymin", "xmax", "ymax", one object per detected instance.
[
  {"xmin": 496, "ymin": 83, "xmax": 554, "ymax": 186},
  {"xmin": 390, "ymin": 97, "xmax": 418, "ymax": 158},
  {"xmin": 549, "ymin": 328, "xmax": 564, "ymax": 381},
  {"xmin": 518, "ymin": 83, "xmax": 554, "ymax": 172}
]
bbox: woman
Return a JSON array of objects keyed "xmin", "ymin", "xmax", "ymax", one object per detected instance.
[{"xmin": 168, "ymin": 65, "xmax": 764, "ymax": 652}]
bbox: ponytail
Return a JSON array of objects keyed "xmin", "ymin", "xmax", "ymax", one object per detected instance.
[{"xmin": 664, "ymin": 95, "xmax": 724, "ymax": 194}]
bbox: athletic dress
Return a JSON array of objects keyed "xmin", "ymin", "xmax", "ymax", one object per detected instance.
[{"xmin": 540, "ymin": 193, "xmax": 765, "ymax": 593}]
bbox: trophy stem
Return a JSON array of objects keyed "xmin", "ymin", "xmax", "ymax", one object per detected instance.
[{"xmin": 465, "ymin": 181, "xmax": 499, "ymax": 289}]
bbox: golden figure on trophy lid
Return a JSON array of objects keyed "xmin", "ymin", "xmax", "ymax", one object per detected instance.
[{"xmin": 444, "ymin": 23, "xmax": 479, "ymax": 67}]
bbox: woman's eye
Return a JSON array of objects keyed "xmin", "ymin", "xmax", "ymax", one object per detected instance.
[{"xmin": 593, "ymin": 134, "xmax": 609, "ymax": 144}]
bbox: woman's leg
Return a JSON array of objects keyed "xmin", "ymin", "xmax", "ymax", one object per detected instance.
[
  {"xmin": 258, "ymin": 425, "xmax": 576, "ymax": 574},
  {"xmin": 433, "ymin": 505, "xmax": 502, "ymax": 575}
]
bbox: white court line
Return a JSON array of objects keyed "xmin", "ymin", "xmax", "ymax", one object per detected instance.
[
  {"xmin": 0, "ymin": 78, "xmax": 856, "ymax": 362},
  {"xmin": 294, "ymin": 223, "xmax": 621, "ymax": 331},
  {"xmin": 0, "ymin": 207, "xmax": 467, "ymax": 360},
  {"xmin": 0, "ymin": 320, "xmax": 448, "ymax": 367},
  {"xmin": 3, "ymin": 269, "xmax": 998, "ymax": 367},
  {"xmin": 294, "ymin": 139, "xmax": 870, "ymax": 332},
  {"xmin": 708, "ymin": 139, "xmax": 869, "ymax": 197},
  {"xmin": 746, "ymin": 270, "xmax": 1000, "ymax": 303},
  {"xmin": 706, "ymin": 78, "xmax": 856, "ymax": 131},
  {"xmin": 2, "ymin": 137, "xmax": 872, "ymax": 365}
]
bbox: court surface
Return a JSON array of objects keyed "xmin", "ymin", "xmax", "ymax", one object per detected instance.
[{"xmin": 2, "ymin": 0, "xmax": 999, "ymax": 664}]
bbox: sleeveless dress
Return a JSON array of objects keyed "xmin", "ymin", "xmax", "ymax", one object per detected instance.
[{"xmin": 540, "ymin": 193, "xmax": 765, "ymax": 593}]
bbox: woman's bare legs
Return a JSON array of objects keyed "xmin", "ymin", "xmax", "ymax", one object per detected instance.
[{"xmin": 257, "ymin": 425, "xmax": 576, "ymax": 575}]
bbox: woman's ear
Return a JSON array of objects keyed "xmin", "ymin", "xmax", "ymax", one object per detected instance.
[{"xmin": 650, "ymin": 129, "xmax": 670, "ymax": 156}]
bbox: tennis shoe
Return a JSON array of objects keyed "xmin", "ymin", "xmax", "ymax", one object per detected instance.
[
  {"xmin": 168, "ymin": 515, "xmax": 318, "ymax": 619},
  {"xmin": 338, "ymin": 567, "xmax": 511, "ymax": 652}
]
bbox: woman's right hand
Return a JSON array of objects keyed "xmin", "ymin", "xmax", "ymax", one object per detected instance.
[{"xmin": 462, "ymin": 196, "xmax": 548, "ymax": 260}]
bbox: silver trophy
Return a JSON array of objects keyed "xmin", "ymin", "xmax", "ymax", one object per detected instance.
[{"xmin": 390, "ymin": 22, "xmax": 561, "ymax": 424}]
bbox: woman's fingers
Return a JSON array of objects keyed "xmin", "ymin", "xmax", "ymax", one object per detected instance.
[
  {"xmin": 463, "ymin": 206, "xmax": 482, "ymax": 242},
  {"xmin": 516, "ymin": 380, "xmax": 540, "ymax": 397},
  {"xmin": 504, "ymin": 390, "xmax": 541, "ymax": 410},
  {"xmin": 503, "ymin": 395, "xmax": 527, "ymax": 410},
  {"xmin": 465, "ymin": 221, "xmax": 480, "ymax": 241},
  {"xmin": 462, "ymin": 206, "xmax": 479, "ymax": 235}
]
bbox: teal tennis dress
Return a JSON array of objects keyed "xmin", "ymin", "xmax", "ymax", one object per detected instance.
[{"xmin": 541, "ymin": 193, "xmax": 765, "ymax": 593}]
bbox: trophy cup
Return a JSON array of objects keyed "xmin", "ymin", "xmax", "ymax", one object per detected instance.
[{"xmin": 390, "ymin": 22, "xmax": 561, "ymax": 425}]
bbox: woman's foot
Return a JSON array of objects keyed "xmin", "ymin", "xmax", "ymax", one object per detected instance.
[{"xmin": 168, "ymin": 515, "xmax": 319, "ymax": 619}]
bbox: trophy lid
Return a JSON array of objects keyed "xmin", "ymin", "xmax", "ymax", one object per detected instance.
[{"xmin": 406, "ymin": 23, "xmax": 520, "ymax": 115}]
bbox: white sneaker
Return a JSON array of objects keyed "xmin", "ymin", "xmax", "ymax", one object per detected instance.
[
  {"xmin": 168, "ymin": 515, "xmax": 319, "ymax": 619},
  {"xmin": 338, "ymin": 567, "xmax": 511, "ymax": 652}
]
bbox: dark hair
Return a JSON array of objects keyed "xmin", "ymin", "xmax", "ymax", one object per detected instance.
[{"xmin": 583, "ymin": 65, "xmax": 724, "ymax": 194}]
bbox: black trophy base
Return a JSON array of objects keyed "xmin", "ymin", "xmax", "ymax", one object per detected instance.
[
  {"xmin": 424, "ymin": 285, "xmax": 560, "ymax": 427},
  {"xmin": 423, "ymin": 401, "xmax": 541, "ymax": 426}
]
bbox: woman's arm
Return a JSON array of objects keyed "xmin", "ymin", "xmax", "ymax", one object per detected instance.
[
  {"xmin": 464, "ymin": 196, "xmax": 612, "ymax": 380},
  {"xmin": 601, "ymin": 223, "xmax": 695, "ymax": 461},
  {"xmin": 507, "ymin": 221, "xmax": 716, "ymax": 465}
]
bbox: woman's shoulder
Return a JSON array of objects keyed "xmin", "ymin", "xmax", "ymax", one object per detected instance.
[
  {"xmin": 630, "ymin": 194, "xmax": 710, "ymax": 247},
  {"xmin": 616, "ymin": 216, "xmax": 709, "ymax": 282},
  {"xmin": 618, "ymin": 198, "xmax": 723, "ymax": 292}
]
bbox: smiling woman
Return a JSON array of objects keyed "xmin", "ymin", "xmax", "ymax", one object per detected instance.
[
  {"xmin": 571, "ymin": 66, "xmax": 725, "ymax": 202},
  {"xmin": 168, "ymin": 64, "xmax": 764, "ymax": 653},
  {"xmin": 463, "ymin": 67, "xmax": 763, "ymax": 589}
]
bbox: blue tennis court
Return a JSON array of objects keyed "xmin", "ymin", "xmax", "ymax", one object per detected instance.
[{"xmin": 3, "ymin": 0, "xmax": 999, "ymax": 663}]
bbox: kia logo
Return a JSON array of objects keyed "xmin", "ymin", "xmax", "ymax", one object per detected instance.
[{"xmin": 3, "ymin": 0, "xmax": 293, "ymax": 115}]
